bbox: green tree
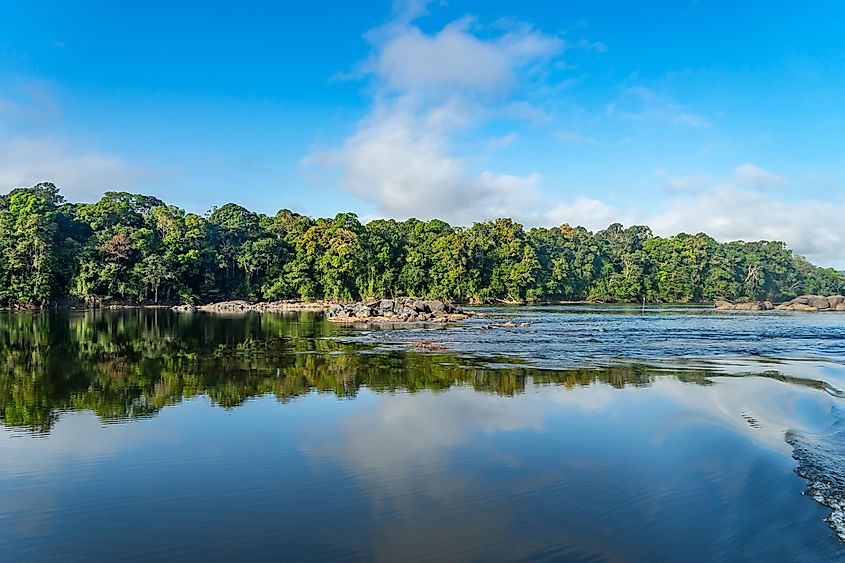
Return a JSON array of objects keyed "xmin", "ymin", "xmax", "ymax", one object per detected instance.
[{"xmin": 2, "ymin": 183, "xmax": 843, "ymax": 308}]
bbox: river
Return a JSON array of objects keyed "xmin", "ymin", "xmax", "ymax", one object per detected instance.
[{"xmin": 1, "ymin": 306, "xmax": 843, "ymax": 561}]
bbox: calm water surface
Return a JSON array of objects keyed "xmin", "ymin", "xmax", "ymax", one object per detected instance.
[{"xmin": 1, "ymin": 306, "xmax": 845, "ymax": 562}]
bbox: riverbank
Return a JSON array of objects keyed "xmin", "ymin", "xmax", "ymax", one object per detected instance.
[
  {"xmin": 168, "ymin": 297, "xmax": 475, "ymax": 324},
  {"xmin": 6, "ymin": 295, "xmax": 845, "ymax": 313},
  {"xmin": 175, "ymin": 300, "xmax": 332, "ymax": 314}
]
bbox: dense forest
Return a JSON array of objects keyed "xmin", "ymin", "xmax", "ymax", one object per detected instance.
[{"xmin": 1, "ymin": 182, "xmax": 843, "ymax": 307}]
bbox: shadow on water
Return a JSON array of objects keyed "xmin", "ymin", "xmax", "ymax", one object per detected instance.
[
  {"xmin": 0, "ymin": 309, "xmax": 757, "ymax": 435},
  {"xmin": 1, "ymin": 308, "xmax": 843, "ymax": 430}
]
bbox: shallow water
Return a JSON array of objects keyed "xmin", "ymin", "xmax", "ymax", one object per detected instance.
[{"xmin": 1, "ymin": 308, "xmax": 844, "ymax": 561}]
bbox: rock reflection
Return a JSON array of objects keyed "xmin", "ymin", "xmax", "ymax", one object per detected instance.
[
  {"xmin": 1, "ymin": 310, "xmax": 685, "ymax": 434},
  {"xmin": 2, "ymin": 309, "xmax": 845, "ymax": 560}
]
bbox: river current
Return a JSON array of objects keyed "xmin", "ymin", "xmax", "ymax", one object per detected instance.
[{"xmin": 1, "ymin": 306, "xmax": 844, "ymax": 561}]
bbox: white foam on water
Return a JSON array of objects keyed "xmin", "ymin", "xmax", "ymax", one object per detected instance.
[{"xmin": 789, "ymin": 430, "xmax": 845, "ymax": 542}]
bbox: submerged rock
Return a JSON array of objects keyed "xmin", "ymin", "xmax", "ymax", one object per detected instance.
[{"xmin": 482, "ymin": 321, "xmax": 532, "ymax": 329}]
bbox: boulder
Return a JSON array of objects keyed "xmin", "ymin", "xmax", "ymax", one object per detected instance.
[
  {"xmin": 326, "ymin": 297, "xmax": 472, "ymax": 323},
  {"xmin": 714, "ymin": 300, "xmax": 773, "ymax": 311},
  {"xmin": 714, "ymin": 300, "xmax": 735, "ymax": 310},
  {"xmin": 195, "ymin": 300, "xmax": 330, "ymax": 313},
  {"xmin": 353, "ymin": 304, "xmax": 372, "ymax": 318},
  {"xmin": 172, "ymin": 304, "xmax": 197, "ymax": 313},
  {"xmin": 807, "ymin": 295, "xmax": 831, "ymax": 309},
  {"xmin": 776, "ymin": 294, "xmax": 845, "ymax": 312},
  {"xmin": 420, "ymin": 300, "xmax": 446, "ymax": 314},
  {"xmin": 328, "ymin": 304, "xmax": 348, "ymax": 318}
]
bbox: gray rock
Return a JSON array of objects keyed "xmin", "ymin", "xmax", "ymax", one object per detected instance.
[
  {"xmin": 807, "ymin": 295, "xmax": 831, "ymax": 309},
  {"xmin": 421, "ymin": 300, "xmax": 446, "ymax": 313},
  {"xmin": 326, "ymin": 297, "xmax": 471, "ymax": 323}
]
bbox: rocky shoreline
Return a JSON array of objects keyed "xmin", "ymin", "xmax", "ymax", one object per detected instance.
[
  {"xmin": 168, "ymin": 297, "xmax": 474, "ymax": 323},
  {"xmin": 172, "ymin": 300, "xmax": 331, "ymax": 314},
  {"xmin": 715, "ymin": 295, "xmax": 845, "ymax": 312},
  {"xmin": 327, "ymin": 298, "xmax": 472, "ymax": 323},
  {"xmin": 714, "ymin": 300, "xmax": 775, "ymax": 311},
  {"xmin": 776, "ymin": 295, "xmax": 845, "ymax": 311}
]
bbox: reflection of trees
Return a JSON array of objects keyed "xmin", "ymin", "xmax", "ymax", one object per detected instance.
[{"xmin": 2, "ymin": 310, "xmax": 698, "ymax": 434}]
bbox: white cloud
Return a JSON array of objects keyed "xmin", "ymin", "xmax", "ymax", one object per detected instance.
[
  {"xmin": 486, "ymin": 131, "xmax": 519, "ymax": 151},
  {"xmin": 309, "ymin": 4, "xmax": 845, "ymax": 268},
  {"xmin": 0, "ymin": 136, "xmax": 146, "ymax": 201},
  {"xmin": 512, "ymin": 162, "xmax": 845, "ymax": 267},
  {"xmin": 502, "ymin": 100, "xmax": 555, "ymax": 124},
  {"xmin": 575, "ymin": 38, "xmax": 607, "ymax": 53},
  {"xmin": 648, "ymin": 165, "xmax": 845, "ymax": 266},
  {"xmin": 733, "ymin": 162, "xmax": 786, "ymax": 188},
  {"xmin": 308, "ymin": 3, "xmax": 563, "ymax": 225},
  {"xmin": 308, "ymin": 102, "xmax": 543, "ymax": 224},
  {"xmin": 607, "ymin": 86, "xmax": 710, "ymax": 128},
  {"xmin": 0, "ymin": 79, "xmax": 148, "ymax": 201},
  {"xmin": 538, "ymin": 197, "xmax": 624, "ymax": 231},
  {"xmin": 555, "ymin": 130, "xmax": 602, "ymax": 146},
  {"xmin": 657, "ymin": 171, "xmax": 715, "ymax": 191},
  {"xmin": 0, "ymin": 79, "xmax": 63, "ymax": 133},
  {"xmin": 372, "ymin": 17, "xmax": 562, "ymax": 97}
]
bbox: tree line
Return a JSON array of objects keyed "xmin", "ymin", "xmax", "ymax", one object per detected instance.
[{"xmin": 1, "ymin": 182, "xmax": 842, "ymax": 307}]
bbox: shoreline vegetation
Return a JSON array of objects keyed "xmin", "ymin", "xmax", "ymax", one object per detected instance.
[{"xmin": 2, "ymin": 183, "xmax": 844, "ymax": 310}]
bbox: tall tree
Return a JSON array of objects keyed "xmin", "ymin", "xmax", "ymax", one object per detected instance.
[{"xmin": 2, "ymin": 184, "xmax": 843, "ymax": 307}]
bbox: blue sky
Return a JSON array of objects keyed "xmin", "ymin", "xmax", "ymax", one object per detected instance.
[{"xmin": 1, "ymin": 0, "xmax": 844, "ymax": 266}]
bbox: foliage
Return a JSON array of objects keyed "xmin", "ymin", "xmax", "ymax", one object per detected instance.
[{"xmin": 1, "ymin": 184, "xmax": 842, "ymax": 306}]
